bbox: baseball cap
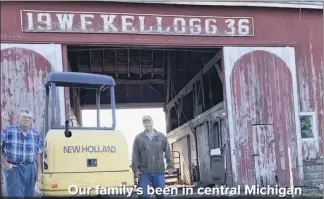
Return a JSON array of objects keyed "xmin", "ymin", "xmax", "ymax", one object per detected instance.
[{"xmin": 142, "ymin": 115, "xmax": 153, "ymax": 122}]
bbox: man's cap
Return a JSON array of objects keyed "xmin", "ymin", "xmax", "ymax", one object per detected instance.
[{"xmin": 142, "ymin": 115, "xmax": 153, "ymax": 122}]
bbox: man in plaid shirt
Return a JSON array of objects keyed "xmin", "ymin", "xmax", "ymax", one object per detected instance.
[{"xmin": 1, "ymin": 108, "xmax": 44, "ymax": 197}]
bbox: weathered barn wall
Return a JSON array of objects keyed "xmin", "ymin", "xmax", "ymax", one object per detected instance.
[
  {"xmin": 196, "ymin": 122, "xmax": 211, "ymax": 184},
  {"xmin": 303, "ymin": 159, "xmax": 323, "ymax": 189},
  {"xmin": 168, "ymin": 102, "xmax": 227, "ymax": 185},
  {"xmin": 1, "ymin": 1, "xmax": 322, "ymax": 155},
  {"xmin": 0, "ymin": 43, "xmax": 65, "ymax": 135}
]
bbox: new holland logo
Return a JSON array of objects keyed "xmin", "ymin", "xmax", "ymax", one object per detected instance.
[{"xmin": 63, "ymin": 145, "xmax": 116, "ymax": 153}]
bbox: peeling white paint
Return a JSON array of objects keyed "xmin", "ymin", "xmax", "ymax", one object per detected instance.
[
  {"xmin": 223, "ymin": 46, "xmax": 303, "ymax": 185},
  {"xmin": 1, "ymin": 43, "xmax": 65, "ymax": 126}
]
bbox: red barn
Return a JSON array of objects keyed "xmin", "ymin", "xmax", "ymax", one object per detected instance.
[{"xmin": 1, "ymin": 0, "xmax": 323, "ymax": 192}]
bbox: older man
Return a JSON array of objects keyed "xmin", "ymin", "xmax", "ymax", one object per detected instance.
[
  {"xmin": 1, "ymin": 108, "xmax": 44, "ymax": 197},
  {"xmin": 132, "ymin": 115, "xmax": 174, "ymax": 199}
]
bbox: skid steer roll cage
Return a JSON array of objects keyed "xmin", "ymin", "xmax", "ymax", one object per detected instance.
[{"xmin": 44, "ymin": 72, "xmax": 116, "ymax": 134}]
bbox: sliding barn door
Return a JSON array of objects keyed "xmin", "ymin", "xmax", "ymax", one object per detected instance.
[
  {"xmin": 1, "ymin": 43, "xmax": 64, "ymax": 134},
  {"xmin": 223, "ymin": 47, "xmax": 302, "ymax": 187}
]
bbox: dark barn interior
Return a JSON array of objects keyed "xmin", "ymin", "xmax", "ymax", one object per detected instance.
[{"xmin": 67, "ymin": 46, "xmax": 224, "ymax": 132}]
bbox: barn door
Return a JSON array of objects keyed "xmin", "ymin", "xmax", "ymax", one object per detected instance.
[
  {"xmin": 196, "ymin": 122, "xmax": 212, "ymax": 184},
  {"xmin": 223, "ymin": 47, "xmax": 302, "ymax": 187},
  {"xmin": 1, "ymin": 43, "xmax": 64, "ymax": 135},
  {"xmin": 209, "ymin": 118, "xmax": 226, "ymax": 185}
]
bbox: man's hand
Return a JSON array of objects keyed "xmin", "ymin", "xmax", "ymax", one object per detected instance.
[
  {"xmin": 37, "ymin": 171, "xmax": 42, "ymax": 181},
  {"xmin": 3, "ymin": 161, "xmax": 16, "ymax": 170},
  {"xmin": 134, "ymin": 169, "xmax": 141, "ymax": 178}
]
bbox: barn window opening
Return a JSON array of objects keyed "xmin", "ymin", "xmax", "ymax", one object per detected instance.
[{"xmin": 299, "ymin": 113, "xmax": 316, "ymax": 139}]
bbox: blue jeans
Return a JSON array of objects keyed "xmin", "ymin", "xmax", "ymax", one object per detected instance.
[
  {"xmin": 138, "ymin": 173, "xmax": 165, "ymax": 199},
  {"xmin": 3, "ymin": 162, "xmax": 37, "ymax": 197}
]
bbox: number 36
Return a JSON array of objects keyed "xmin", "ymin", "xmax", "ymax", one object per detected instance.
[{"xmin": 225, "ymin": 19, "xmax": 250, "ymax": 35}]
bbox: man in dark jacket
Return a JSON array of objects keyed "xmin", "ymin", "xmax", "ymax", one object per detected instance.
[{"xmin": 132, "ymin": 115, "xmax": 174, "ymax": 199}]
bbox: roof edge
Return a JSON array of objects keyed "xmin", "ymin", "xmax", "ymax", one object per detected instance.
[
  {"xmin": 171, "ymin": 2, "xmax": 324, "ymax": 10},
  {"xmin": 2, "ymin": 0, "xmax": 323, "ymax": 10}
]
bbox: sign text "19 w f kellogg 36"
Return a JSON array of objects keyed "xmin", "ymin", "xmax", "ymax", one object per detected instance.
[{"xmin": 21, "ymin": 10, "xmax": 254, "ymax": 36}]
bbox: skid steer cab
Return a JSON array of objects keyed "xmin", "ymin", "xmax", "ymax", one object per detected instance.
[{"xmin": 40, "ymin": 72, "xmax": 134, "ymax": 197}]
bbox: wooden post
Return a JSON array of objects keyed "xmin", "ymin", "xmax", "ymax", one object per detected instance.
[
  {"xmin": 185, "ymin": 51, "xmax": 189, "ymax": 83},
  {"xmin": 166, "ymin": 51, "xmax": 172, "ymax": 133},
  {"xmin": 200, "ymin": 71, "xmax": 206, "ymax": 112},
  {"xmin": 214, "ymin": 64, "xmax": 224, "ymax": 84},
  {"xmin": 193, "ymin": 83, "xmax": 197, "ymax": 117},
  {"xmin": 178, "ymin": 97, "xmax": 184, "ymax": 125},
  {"xmin": 208, "ymin": 75, "xmax": 213, "ymax": 107},
  {"xmin": 322, "ymin": 0, "xmax": 324, "ymax": 199},
  {"xmin": 176, "ymin": 101, "xmax": 181, "ymax": 127},
  {"xmin": 62, "ymin": 45, "xmax": 71, "ymax": 124}
]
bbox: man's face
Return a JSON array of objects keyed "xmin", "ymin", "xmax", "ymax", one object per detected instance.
[
  {"xmin": 143, "ymin": 120, "xmax": 153, "ymax": 130},
  {"xmin": 19, "ymin": 112, "xmax": 33, "ymax": 128}
]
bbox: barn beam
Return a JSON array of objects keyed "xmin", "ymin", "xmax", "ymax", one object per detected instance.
[
  {"xmin": 214, "ymin": 64, "xmax": 224, "ymax": 84},
  {"xmin": 208, "ymin": 75, "xmax": 213, "ymax": 107},
  {"xmin": 127, "ymin": 49, "xmax": 130, "ymax": 78},
  {"xmin": 115, "ymin": 79, "xmax": 165, "ymax": 84},
  {"xmin": 165, "ymin": 51, "xmax": 172, "ymax": 133},
  {"xmin": 162, "ymin": 51, "xmax": 165, "ymax": 78},
  {"xmin": 201, "ymin": 73, "xmax": 206, "ymax": 111},
  {"xmin": 81, "ymin": 102, "xmax": 163, "ymax": 109},
  {"xmin": 76, "ymin": 52, "xmax": 80, "ymax": 72},
  {"xmin": 102, "ymin": 50, "xmax": 105, "ymax": 73},
  {"xmin": 114, "ymin": 50, "xmax": 118, "ymax": 77},
  {"xmin": 89, "ymin": 50, "xmax": 92, "ymax": 73},
  {"xmin": 166, "ymin": 50, "xmax": 222, "ymax": 110},
  {"xmin": 148, "ymin": 84, "xmax": 163, "ymax": 98},
  {"xmin": 151, "ymin": 51, "xmax": 154, "ymax": 78},
  {"xmin": 140, "ymin": 50, "xmax": 142, "ymax": 78}
]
